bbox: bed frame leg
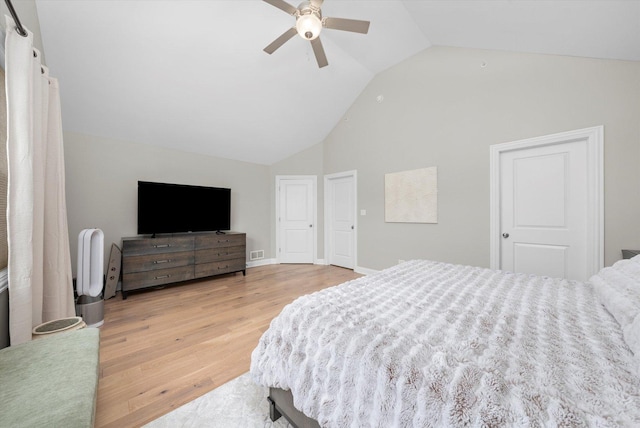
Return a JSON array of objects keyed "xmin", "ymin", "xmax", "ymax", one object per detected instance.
[{"xmin": 267, "ymin": 396, "xmax": 282, "ymax": 422}]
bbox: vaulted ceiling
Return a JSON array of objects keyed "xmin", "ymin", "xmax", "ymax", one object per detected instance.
[{"xmin": 35, "ymin": 1, "xmax": 640, "ymax": 165}]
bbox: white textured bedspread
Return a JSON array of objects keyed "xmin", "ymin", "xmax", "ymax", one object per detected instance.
[{"xmin": 250, "ymin": 260, "xmax": 640, "ymax": 427}]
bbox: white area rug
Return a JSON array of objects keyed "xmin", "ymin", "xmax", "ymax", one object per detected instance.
[{"xmin": 144, "ymin": 373, "xmax": 291, "ymax": 428}]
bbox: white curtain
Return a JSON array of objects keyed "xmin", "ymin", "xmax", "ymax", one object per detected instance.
[{"xmin": 5, "ymin": 16, "xmax": 74, "ymax": 345}]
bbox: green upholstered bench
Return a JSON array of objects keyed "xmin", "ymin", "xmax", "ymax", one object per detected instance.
[{"xmin": 0, "ymin": 328, "xmax": 100, "ymax": 427}]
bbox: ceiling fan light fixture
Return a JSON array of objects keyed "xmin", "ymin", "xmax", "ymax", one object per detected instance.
[
  {"xmin": 263, "ymin": 0, "xmax": 370, "ymax": 68},
  {"xmin": 296, "ymin": 12, "xmax": 322, "ymax": 40}
]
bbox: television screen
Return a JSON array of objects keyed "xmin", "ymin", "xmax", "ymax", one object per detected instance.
[{"xmin": 137, "ymin": 181, "xmax": 231, "ymax": 235}]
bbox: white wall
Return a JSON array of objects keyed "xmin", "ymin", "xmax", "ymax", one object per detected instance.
[
  {"xmin": 64, "ymin": 131, "xmax": 271, "ymax": 276},
  {"xmin": 65, "ymin": 47, "xmax": 640, "ymax": 277},
  {"xmin": 321, "ymin": 47, "xmax": 640, "ymax": 270}
]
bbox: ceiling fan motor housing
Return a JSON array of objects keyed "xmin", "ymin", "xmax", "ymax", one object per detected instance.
[{"xmin": 296, "ymin": 1, "xmax": 322, "ymax": 40}]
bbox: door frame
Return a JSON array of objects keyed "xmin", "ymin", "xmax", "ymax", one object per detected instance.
[
  {"xmin": 324, "ymin": 170, "xmax": 358, "ymax": 268},
  {"xmin": 275, "ymin": 175, "xmax": 317, "ymax": 264},
  {"xmin": 489, "ymin": 126, "xmax": 604, "ymax": 275}
]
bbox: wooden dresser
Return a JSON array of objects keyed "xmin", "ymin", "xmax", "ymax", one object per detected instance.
[{"xmin": 121, "ymin": 232, "xmax": 246, "ymax": 299}]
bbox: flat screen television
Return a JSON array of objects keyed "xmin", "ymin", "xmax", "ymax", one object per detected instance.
[{"xmin": 137, "ymin": 181, "xmax": 231, "ymax": 235}]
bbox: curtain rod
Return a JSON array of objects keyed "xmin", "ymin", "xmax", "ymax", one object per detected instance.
[{"xmin": 4, "ymin": 0, "xmax": 27, "ymax": 37}]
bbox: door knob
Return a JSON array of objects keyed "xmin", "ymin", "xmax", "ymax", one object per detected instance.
[
  {"xmin": 502, "ymin": 233, "xmax": 509, "ymax": 238},
  {"xmin": 351, "ymin": 225, "xmax": 354, "ymax": 230},
  {"xmin": 309, "ymin": 224, "xmax": 313, "ymax": 228}
]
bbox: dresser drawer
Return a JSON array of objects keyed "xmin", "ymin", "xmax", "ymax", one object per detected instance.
[
  {"xmin": 122, "ymin": 251, "xmax": 194, "ymax": 274},
  {"xmin": 123, "ymin": 236, "xmax": 194, "ymax": 256},
  {"xmin": 195, "ymin": 246, "xmax": 245, "ymax": 264},
  {"xmin": 195, "ymin": 259, "xmax": 245, "ymax": 278},
  {"xmin": 195, "ymin": 233, "xmax": 245, "ymax": 250},
  {"xmin": 123, "ymin": 265, "xmax": 194, "ymax": 291}
]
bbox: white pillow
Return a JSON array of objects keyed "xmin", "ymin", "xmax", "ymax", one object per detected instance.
[{"xmin": 590, "ymin": 254, "xmax": 640, "ymax": 355}]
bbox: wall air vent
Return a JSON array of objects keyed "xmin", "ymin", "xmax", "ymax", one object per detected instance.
[{"xmin": 250, "ymin": 250, "xmax": 265, "ymax": 261}]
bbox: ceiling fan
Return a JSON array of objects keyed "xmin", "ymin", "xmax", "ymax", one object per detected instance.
[{"xmin": 262, "ymin": 0, "xmax": 370, "ymax": 68}]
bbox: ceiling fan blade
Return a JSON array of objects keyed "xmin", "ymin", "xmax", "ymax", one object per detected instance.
[
  {"xmin": 310, "ymin": 37, "xmax": 328, "ymax": 68},
  {"xmin": 263, "ymin": 0, "xmax": 298, "ymax": 15},
  {"xmin": 264, "ymin": 27, "xmax": 298, "ymax": 54},
  {"xmin": 323, "ymin": 17, "xmax": 370, "ymax": 34}
]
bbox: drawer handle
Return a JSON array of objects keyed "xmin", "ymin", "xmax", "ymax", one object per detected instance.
[
  {"xmin": 217, "ymin": 252, "xmax": 229, "ymax": 256},
  {"xmin": 154, "ymin": 275, "xmax": 171, "ymax": 280},
  {"xmin": 218, "ymin": 240, "xmax": 230, "ymax": 243},
  {"xmin": 153, "ymin": 244, "xmax": 171, "ymax": 248},
  {"xmin": 218, "ymin": 265, "xmax": 229, "ymax": 270},
  {"xmin": 153, "ymin": 259, "xmax": 171, "ymax": 264}
]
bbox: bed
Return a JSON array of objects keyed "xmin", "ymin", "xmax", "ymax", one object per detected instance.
[{"xmin": 250, "ymin": 258, "xmax": 640, "ymax": 427}]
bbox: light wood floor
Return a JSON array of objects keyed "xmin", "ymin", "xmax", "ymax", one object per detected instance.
[{"xmin": 96, "ymin": 264, "xmax": 361, "ymax": 428}]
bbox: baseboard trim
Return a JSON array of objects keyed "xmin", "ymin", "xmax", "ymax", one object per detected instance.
[
  {"xmin": 246, "ymin": 258, "xmax": 277, "ymax": 268},
  {"xmin": 355, "ymin": 266, "xmax": 378, "ymax": 275},
  {"xmin": 247, "ymin": 259, "xmax": 363, "ymax": 269}
]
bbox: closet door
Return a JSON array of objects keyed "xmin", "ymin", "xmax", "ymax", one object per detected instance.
[
  {"xmin": 326, "ymin": 172, "xmax": 356, "ymax": 269},
  {"xmin": 277, "ymin": 177, "xmax": 315, "ymax": 264},
  {"xmin": 491, "ymin": 127, "xmax": 603, "ymax": 281}
]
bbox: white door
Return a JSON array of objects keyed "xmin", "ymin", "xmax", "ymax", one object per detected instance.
[
  {"xmin": 491, "ymin": 127, "xmax": 603, "ymax": 282},
  {"xmin": 326, "ymin": 173, "xmax": 356, "ymax": 269},
  {"xmin": 277, "ymin": 177, "xmax": 315, "ymax": 264}
]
